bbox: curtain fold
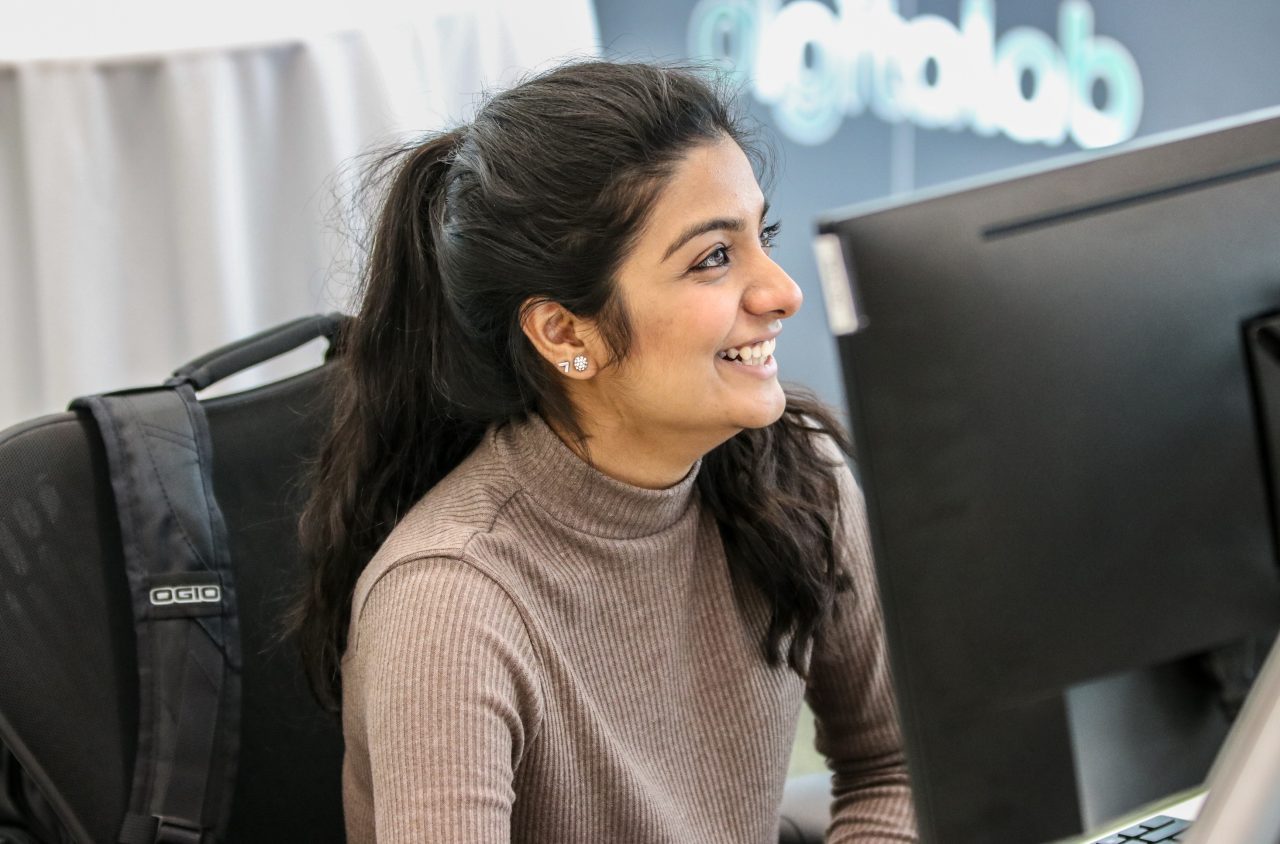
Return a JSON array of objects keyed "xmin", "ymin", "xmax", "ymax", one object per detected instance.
[{"xmin": 0, "ymin": 1, "xmax": 600, "ymax": 428}]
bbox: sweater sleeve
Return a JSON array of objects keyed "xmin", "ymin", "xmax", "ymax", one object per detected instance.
[
  {"xmin": 345, "ymin": 556, "xmax": 543, "ymax": 844},
  {"xmin": 804, "ymin": 444, "xmax": 919, "ymax": 843}
]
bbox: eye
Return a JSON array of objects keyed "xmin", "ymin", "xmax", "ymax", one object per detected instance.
[
  {"xmin": 694, "ymin": 246, "xmax": 730, "ymax": 271},
  {"xmin": 690, "ymin": 221, "xmax": 783, "ymax": 273},
  {"xmin": 760, "ymin": 221, "xmax": 781, "ymax": 251}
]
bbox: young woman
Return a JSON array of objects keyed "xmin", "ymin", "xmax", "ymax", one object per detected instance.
[{"xmin": 295, "ymin": 60, "xmax": 917, "ymax": 843}]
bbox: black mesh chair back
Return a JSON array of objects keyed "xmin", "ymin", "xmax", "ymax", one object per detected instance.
[{"xmin": 0, "ymin": 315, "xmax": 346, "ymax": 842}]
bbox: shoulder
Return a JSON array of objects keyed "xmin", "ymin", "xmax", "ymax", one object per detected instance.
[
  {"xmin": 375, "ymin": 432, "xmax": 520, "ymax": 563},
  {"xmin": 346, "ymin": 434, "xmax": 529, "ymax": 655},
  {"xmin": 348, "ymin": 555, "xmax": 531, "ymax": 659},
  {"xmin": 343, "ymin": 555, "xmax": 546, "ymax": 751}
]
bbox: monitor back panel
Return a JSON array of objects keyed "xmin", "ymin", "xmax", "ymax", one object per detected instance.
[{"xmin": 820, "ymin": 111, "xmax": 1280, "ymax": 843}]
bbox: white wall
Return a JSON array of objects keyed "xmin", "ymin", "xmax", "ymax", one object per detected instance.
[{"xmin": 0, "ymin": 0, "xmax": 600, "ymax": 429}]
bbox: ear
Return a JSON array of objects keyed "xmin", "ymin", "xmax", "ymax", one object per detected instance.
[{"xmin": 519, "ymin": 298, "xmax": 599, "ymax": 378}]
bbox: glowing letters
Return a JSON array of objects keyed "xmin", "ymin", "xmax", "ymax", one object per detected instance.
[{"xmin": 688, "ymin": 0, "xmax": 1143, "ymax": 148}]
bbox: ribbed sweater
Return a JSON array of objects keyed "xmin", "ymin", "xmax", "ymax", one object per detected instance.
[{"xmin": 340, "ymin": 413, "xmax": 917, "ymax": 843}]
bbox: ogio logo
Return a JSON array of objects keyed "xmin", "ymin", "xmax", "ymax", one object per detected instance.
[{"xmin": 149, "ymin": 585, "xmax": 222, "ymax": 606}]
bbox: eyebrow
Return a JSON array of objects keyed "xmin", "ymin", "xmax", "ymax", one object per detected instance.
[{"xmin": 661, "ymin": 201, "xmax": 771, "ymax": 263}]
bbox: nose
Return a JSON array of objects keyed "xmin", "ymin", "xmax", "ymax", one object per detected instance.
[{"xmin": 744, "ymin": 253, "xmax": 803, "ymax": 319}]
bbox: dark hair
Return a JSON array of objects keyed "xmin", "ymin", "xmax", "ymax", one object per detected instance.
[{"xmin": 292, "ymin": 60, "xmax": 854, "ymax": 711}]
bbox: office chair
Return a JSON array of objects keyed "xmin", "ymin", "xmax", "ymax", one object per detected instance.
[{"xmin": 0, "ymin": 314, "xmax": 346, "ymax": 842}]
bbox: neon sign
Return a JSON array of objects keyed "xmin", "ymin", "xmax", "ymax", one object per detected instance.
[{"xmin": 688, "ymin": 0, "xmax": 1143, "ymax": 148}]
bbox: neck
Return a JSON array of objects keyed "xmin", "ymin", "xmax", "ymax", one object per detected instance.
[{"xmin": 545, "ymin": 412, "xmax": 734, "ymax": 490}]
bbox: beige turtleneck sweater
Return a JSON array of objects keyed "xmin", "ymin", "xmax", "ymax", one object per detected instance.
[{"xmin": 340, "ymin": 413, "xmax": 917, "ymax": 843}]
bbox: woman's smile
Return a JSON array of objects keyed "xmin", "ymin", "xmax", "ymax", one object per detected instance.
[{"xmin": 715, "ymin": 338, "xmax": 779, "ymax": 379}]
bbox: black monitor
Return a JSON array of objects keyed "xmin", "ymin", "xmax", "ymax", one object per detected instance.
[{"xmin": 815, "ymin": 108, "xmax": 1280, "ymax": 843}]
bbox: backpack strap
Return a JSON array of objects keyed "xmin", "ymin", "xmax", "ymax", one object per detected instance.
[{"xmin": 69, "ymin": 381, "xmax": 240, "ymax": 844}]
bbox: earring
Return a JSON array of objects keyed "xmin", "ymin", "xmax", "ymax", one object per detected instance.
[
  {"xmin": 572, "ymin": 354, "xmax": 589, "ymax": 372},
  {"xmin": 558, "ymin": 361, "xmax": 571, "ymax": 373}
]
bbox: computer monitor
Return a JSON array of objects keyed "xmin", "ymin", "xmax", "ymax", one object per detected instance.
[{"xmin": 814, "ymin": 108, "xmax": 1280, "ymax": 843}]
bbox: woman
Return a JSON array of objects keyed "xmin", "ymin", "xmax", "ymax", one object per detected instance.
[{"xmin": 294, "ymin": 60, "xmax": 917, "ymax": 843}]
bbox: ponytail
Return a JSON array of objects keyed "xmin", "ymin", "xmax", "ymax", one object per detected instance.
[{"xmin": 291, "ymin": 129, "xmax": 488, "ymax": 711}]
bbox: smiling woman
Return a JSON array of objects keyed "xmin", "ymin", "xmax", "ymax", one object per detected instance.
[
  {"xmin": 517, "ymin": 136, "xmax": 802, "ymax": 486},
  {"xmin": 289, "ymin": 60, "xmax": 917, "ymax": 843}
]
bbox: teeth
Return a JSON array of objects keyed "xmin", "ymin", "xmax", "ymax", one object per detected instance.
[{"xmin": 719, "ymin": 337, "xmax": 776, "ymax": 366}]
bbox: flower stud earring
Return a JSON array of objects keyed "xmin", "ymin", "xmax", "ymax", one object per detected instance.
[{"xmin": 557, "ymin": 355, "xmax": 589, "ymax": 374}]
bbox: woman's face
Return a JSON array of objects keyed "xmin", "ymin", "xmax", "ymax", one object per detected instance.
[{"xmin": 594, "ymin": 135, "xmax": 803, "ymax": 444}]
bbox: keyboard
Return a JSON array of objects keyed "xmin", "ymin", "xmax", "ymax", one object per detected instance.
[{"xmin": 1090, "ymin": 814, "xmax": 1192, "ymax": 843}]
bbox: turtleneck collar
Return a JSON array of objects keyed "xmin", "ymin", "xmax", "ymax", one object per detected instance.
[{"xmin": 492, "ymin": 412, "xmax": 701, "ymax": 540}]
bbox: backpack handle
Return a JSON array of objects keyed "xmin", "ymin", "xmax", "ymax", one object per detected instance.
[{"xmin": 167, "ymin": 312, "xmax": 347, "ymax": 391}]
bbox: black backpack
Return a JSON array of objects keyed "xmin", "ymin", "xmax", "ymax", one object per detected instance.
[{"xmin": 0, "ymin": 314, "xmax": 347, "ymax": 843}]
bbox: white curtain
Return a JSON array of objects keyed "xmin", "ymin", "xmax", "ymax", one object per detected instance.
[{"xmin": 0, "ymin": 0, "xmax": 600, "ymax": 429}]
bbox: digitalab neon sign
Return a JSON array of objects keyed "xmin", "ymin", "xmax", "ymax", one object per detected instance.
[{"xmin": 688, "ymin": 0, "xmax": 1144, "ymax": 148}]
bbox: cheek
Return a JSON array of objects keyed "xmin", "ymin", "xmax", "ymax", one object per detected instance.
[
  {"xmin": 675, "ymin": 289, "xmax": 738, "ymax": 352},
  {"xmin": 629, "ymin": 314, "xmax": 683, "ymax": 355},
  {"xmin": 624, "ymin": 286, "xmax": 735, "ymax": 379}
]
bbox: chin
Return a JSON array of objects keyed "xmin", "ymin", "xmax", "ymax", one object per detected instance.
[{"xmin": 730, "ymin": 391, "xmax": 788, "ymax": 430}]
